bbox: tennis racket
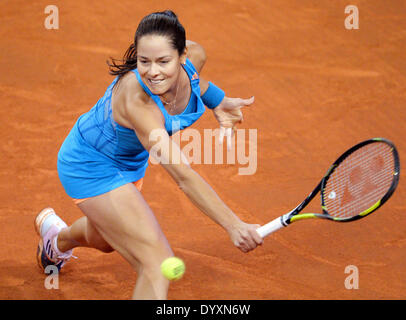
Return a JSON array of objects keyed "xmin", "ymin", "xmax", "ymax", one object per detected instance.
[{"xmin": 256, "ymin": 138, "xmax": 400, "ymax": 238}]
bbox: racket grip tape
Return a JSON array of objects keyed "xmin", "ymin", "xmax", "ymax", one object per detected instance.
[{"xmin": 256, "ymin": 217, "xmax": 284, "ymax": 238}]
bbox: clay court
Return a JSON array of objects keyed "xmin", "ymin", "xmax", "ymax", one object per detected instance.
[{"xmin": 1, "ymin": 0, "xmax": 405, "ymax": 300}]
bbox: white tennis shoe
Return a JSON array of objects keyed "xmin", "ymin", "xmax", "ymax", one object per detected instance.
[{"xmin": 35, "ymin": 207, "xmax": 74, "ymax": 271}]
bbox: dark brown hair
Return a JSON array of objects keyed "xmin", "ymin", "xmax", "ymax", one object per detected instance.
[{"xmin": 107, "ymin": 10, "xmax": 186, "ymax": 83}]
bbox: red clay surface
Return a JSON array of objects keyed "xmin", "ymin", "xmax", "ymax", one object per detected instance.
[{"xmin": 1, "ymin": 0, "xmax": 405, "ymax": 300}]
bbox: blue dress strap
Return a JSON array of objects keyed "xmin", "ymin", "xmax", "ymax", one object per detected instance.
[{"xmin": 132, "ymin": 69, "xmax": 169, "ymax": 117}]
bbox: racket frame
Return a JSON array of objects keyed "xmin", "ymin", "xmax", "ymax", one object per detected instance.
[
  {"xmin": 320, "ymin": 137, "xmax": 400, "ymax": 223},
  {"xmin": 256, "ymin": 138, "xmax": 400, "ymax": 238}
]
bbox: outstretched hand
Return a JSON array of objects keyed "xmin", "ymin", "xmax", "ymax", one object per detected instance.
[{"xmin": 212, "ymin": 96, "xmax": 255, "ymax": 150}]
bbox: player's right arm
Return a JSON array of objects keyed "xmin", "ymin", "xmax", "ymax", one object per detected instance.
[{"xmin": 112, "ymin": 73, "xmax": 262, "ymax": 252}]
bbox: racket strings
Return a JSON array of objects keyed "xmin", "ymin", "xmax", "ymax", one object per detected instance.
[{"xmin": 323, "ymin": 142, "xmax": 395, "ymax": 219}]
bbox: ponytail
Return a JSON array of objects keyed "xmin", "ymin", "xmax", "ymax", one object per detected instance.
[{"xmin": 107, "ymin": 42, "xmax": 137, "ymax": 78}]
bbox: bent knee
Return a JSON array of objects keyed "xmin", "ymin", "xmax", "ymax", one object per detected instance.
[
  {"xmin": 85, "ymin": 219, "xmax": 115, "ymax": 253},
  {"xmin": 97, "ymin": 243, "xmax": 115, "ymax": 253}
]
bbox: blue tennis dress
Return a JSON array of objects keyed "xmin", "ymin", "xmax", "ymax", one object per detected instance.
[{"xmin": 57, "ymin": 59, "xmax": 205, "ymax": 199}]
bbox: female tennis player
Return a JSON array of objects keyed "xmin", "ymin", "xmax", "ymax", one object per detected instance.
[{"xmin": 35, "ymin": 10, "xmax": 262, "ymax": 299}]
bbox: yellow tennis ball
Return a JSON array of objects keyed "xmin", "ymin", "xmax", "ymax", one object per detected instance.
[{"xmin": 161, "ymin": 257, "xmax": 185, "ymax": 281}]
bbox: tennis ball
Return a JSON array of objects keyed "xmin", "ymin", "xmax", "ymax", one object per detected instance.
[{"xmin": 161, "ymin": 257, "xmax": 185, "ymax": 281}]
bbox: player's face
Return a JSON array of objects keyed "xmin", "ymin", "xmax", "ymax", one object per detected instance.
[{"xmin": 137, "ymin": 35, "xmax": 185, "ymax": 96}]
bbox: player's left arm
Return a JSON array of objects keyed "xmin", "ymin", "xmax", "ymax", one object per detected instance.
[
  {"xmin": 186, "ymin": 40, "xmax": 207, "ymax": 73},
  {"xmin": 187, "ymin": 40, "xmax": 255, "ymax": 148}
]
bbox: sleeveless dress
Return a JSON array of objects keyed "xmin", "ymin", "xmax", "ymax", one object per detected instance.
[{"xmin": 57, "ymin": 58, "xmax": 205, "ymax": 199}]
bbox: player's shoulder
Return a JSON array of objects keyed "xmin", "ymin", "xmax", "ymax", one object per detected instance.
[
  {"xmin": 118, "ymin": 71, "xmax": 151, "ymax": 105},
  {"xmin": 114, "ymin": 72, "xmax": 159, "ymax": 118},
  {"xmin": 112, "ymin": 71, "xmax": 158, "ymax": 128}
]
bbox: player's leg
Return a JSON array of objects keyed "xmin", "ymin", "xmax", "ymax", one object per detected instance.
[
  {"xmin": 77, "ymin": 183, "xmax": 173, "ymax": 300},
  {"xmin": 56, "ymin": 179, "xmax": 145, "ymax": 254},
  {"xmin": 57, "ymin": 216, "xmax": 114, "ymax": 253},
  {"xmin": 35, "ymin": 208, "xmax": 115, "ymax": 271}
]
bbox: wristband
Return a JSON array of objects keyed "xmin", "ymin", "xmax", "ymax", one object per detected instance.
[{"xmin": 201, "ymin": 82, "xmax": 225, "ymax": 109}]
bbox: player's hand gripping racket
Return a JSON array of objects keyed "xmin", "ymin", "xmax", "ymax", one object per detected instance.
[{"xmin": 256, "ymin": 138, "xmax": 400, "ymax": 238}]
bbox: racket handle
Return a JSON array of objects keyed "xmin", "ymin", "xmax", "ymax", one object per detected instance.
[{"xmin": 256, "ymin": 217, "xmax": 284, "ymax": 238}]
